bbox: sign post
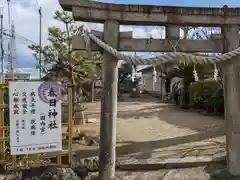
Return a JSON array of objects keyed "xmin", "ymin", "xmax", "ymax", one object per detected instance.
[{"xmin": 9, "ymin": 81, "xmax": 62, "ymax": 155}]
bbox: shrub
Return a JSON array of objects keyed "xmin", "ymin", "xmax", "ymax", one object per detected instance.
[
  {"xmin": 188, "ymin": 79, "xmax": 224, "ymax": 115},
  {"xmin": 205, "ymin": 88, "xmax": 224, "ymax": 115}
]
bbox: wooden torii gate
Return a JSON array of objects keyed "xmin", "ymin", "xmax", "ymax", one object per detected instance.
[{"xmin": 59, "ymin": 0, "xmax": 240, "ymax": 179}]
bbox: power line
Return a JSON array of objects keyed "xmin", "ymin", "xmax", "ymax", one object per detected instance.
[
  {"xmin": 35, "ymin": 0, "xmax": 40, "ymax": 7},
  {"xmin": 3, "ymin": 28, "xmax": 38, "ymax": 44}
]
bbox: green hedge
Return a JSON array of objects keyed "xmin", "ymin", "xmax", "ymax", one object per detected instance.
[{"xmin": 188, "ymin": 79, "xmax": 224, "ymax": 115}]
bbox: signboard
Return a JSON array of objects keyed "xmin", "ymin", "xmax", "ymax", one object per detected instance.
[{"xmin": 9, "ymin": 81, "xmax": 63, "ymax": 155}]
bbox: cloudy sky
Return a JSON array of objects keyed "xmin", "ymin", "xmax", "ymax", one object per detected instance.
[{"xmin": 0, "ymin": 0, "xmax": 239, "ymax": 78}]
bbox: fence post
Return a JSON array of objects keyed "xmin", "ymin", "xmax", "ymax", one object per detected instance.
[
  {"xmin": 68, "ymin": 86, "xmax": 73, "ymax": 165},
  {"xmin": 0, "ymin": 88, "xmax": 4, "ymax": 160}
]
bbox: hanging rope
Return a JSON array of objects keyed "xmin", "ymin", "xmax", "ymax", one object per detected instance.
[
  {"xmin": 84, "ymin": 31, "xmax": 240, "ymax": 66},
  {"xmin": 193, "ymin": 64, "xmax": 199, "ymax": 81},
  {"xmin": 153, "ymin": 65, "xmax": 157, "ymax": 83},
  {"xmin": 213, "ymin": 63, "xmax": 219, "ymax": 80},
  {"xmin": 131, "ymin": 65, "xmax": 136, "ymax": 82}
]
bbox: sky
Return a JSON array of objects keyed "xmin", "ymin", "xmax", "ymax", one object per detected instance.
[{"xmin": 0, "ymin": 0, "xmax": 239, "ymax": 78}]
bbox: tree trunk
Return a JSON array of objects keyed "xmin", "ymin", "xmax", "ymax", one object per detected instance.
[
  {"xmin": 180, "ymin": 80, "xmax": 190, "ymax": 109},
  {"xmin": 73, "ymin": 86, "xmax": 85, "ymax": 125}
]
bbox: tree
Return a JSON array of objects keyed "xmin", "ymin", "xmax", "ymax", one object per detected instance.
[
  {"xmin": 28, "ymin": 10, "xmax": 102, "ymax": 124},
  {"xmin": 161, "ymin": 27, "xmax": 218, "ymax": 108},
  {"xmin": 165, "ymin": 61, "xmax": 213, "ymax": 107}
]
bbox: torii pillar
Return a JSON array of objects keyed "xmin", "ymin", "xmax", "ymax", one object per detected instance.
[
  {"xmin": 222, "ymin": 25, "xmax": 240, "ymax": 175},
  {"xmin": 99, "ymin": 20, "xmax": 119, "ymax": 180}
]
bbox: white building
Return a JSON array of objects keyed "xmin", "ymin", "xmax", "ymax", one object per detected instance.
[
  {"xmin": 0, "ymin": 72, "xmax": 31, "ymax": 83},
  {"xmin": 139, "ymin": 65, "xmax": 163, "ymax": 94},
  {"xmin": 139, "ymin": 65, "xmax": 182, "ymax": 96}
]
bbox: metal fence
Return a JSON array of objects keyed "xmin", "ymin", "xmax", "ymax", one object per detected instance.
[{"xmin": 0, "ymin": 83, "xmax": 74, "ymax": 170}]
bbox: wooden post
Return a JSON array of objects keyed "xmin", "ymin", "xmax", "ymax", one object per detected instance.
[
  {"xmin": 91, "ymin": 81, "xmax": 95, "ymax": 103},
  {"xmin": 166, "ymin": 25, "xmax": 180, "ymax": 40},
  {"xmin": 99, "ymin": 20, "xmax": 119, "ymax": 180},
  {"xmin": 68, "ymin": 86, "xmax": 73, "ymax": 165},
  {"xmin": 0, "ymin": 9, "xmax": 5, "ymax": 161},
  {"xmin": 222, "ymin": 25, "xmax": 240, "ymax": 175},
  {"xmin": 0, "ymin": 89, "xmax": 4, "ymax": 160},
  {"xmin": 165, "ymin": 25, "xmax": 180, "ymax": 102}
]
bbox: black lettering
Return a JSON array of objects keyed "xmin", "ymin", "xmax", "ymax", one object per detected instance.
[
  {"xmin": 48, "ymin": 120, "xmax": 58, "ymax": 130},
  {"xmin": 40, "ymin": 114, "xmax": 45, "ymax": 120},
  {"xmin": 48, "ymin": 88, "xmax": 57, "ymax": 97},
  {"xmin": 13, "ymin": 104, "xmax": 19, "ymax": 109},
  {"xmin": 30, "ymin": 109, "xmax": 36, "ymax": 115},
  {"xmin": 22, "ymin": 91, "xmax": 27, "ymax": 97},
  {"xmin": 48, "ymin": 109, "xmax": 58, "ymax": 118},
  {"xmin": 13, "ymin": 109, "xmax": 19, "ymax": 115},
  {"xmin": 13, "ymin": 97, "xmax": 19, "ymax": 103},
  {"xmin": 30, "ymin": 90, "xmax": 36, "ymax": 96},
  {"xmin": 49, "ymin": 99, "xmax": 57, "ymax": 107}
]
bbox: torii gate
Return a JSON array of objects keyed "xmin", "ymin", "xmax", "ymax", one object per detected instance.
[{"xmin": 59, "ymin": 0, "xmax": 240, "ymax": 179}]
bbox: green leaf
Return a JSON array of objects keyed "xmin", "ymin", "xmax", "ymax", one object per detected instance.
[{"xmin": 0, "ymin": 84, "xmax": 8, "ymax": 89}]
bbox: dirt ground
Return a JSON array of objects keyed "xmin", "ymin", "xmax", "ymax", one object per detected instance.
[
  {"xmin": 71, "ymin": 94, "xmax": 225, "ymax": 166},
  {"xmin": 73, "ymin": 93, "xmax": 228, "ymax": 179},
  {"xmin": 1, "ymin": 94, "xmax": 227, "ymax": 179}
]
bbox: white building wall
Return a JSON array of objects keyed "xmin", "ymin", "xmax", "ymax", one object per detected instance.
[
  {"xmin": 141, "ymin": 71, "xmax": 183, "ymax": 95},
  {"xmin": 142, "ymin": 71, "xmax": 165, "ymax": 95}
]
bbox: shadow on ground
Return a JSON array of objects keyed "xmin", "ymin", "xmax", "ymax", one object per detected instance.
[
  {"xmin": 116, "ymin": 104, "xmax": 169, "ymax": 119},
  {"xmin": 75, "ymin": 126, "xmax": 225, "ymax": 159},
  {"xmin": 116, "ymin": 103, "xmax": 224, "ymax": 132},
  {"xmin": 156, "ymin": 105, "xmax": 224, "ymax": 131},
  {"xmin": 85, "ymin": 103, "xmax": 168, "ymax": 119},
  {"xmin": 204, "ymin": 157, "xmax": 240, "ymax": 180}
]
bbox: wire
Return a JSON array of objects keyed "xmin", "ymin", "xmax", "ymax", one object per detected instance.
[
  {"xmin": 35, "ymin": 0, "xmax": 40, "ymax": 7},
  {"xmin": 3, "ymin": 28, "xmax": 37, "ymax": 44}
]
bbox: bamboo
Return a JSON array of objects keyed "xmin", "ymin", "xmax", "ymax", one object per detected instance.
[
  {"xmin": 0, "ymin": 89, "xmax": 4, "ymax": 160},
  {"xmin": 67, "ymin": 86, "xmax": 73, "ymax": 164}
]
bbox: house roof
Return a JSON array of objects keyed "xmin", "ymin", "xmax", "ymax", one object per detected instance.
[
  {"xmin": 137, "ymin": 64, "xmax": 162, "ymax": 73},
  {"xmin": 138, "ymin": 66, "xmax": 153, "ymax": 73}
]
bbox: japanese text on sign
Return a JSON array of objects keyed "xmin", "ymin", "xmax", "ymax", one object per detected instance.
[{"xmin": 9, "ymin": 81, "xmax": 63, "ymax": 155}]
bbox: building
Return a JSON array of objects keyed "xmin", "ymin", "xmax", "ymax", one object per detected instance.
[
  {"xmin": 1, "ymin": 72, "xmax": 31, "ymax": 82},
  {"xmin": 139, "ymin": 65, "xmax": 163, "ymax": 93},
  {"xmin": 139, "ymin": 65, "xmax": 182, "ymax": 96}
]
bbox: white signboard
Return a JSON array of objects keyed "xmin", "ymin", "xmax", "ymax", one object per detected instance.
[{"xmin": 9, "ymin": 81, "xmax": 63, "ymax": 155}]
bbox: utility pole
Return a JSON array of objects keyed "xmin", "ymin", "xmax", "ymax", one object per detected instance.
[
  {"xmin": 10, "ymin": 22, "xmax": 16, "ymax": 81},
  {"xmin": 7, "ymin": 0, "xmax": 12, "ymax": 80},
  {"xmin": 39, "ymin": 7, "xmax": 42, "ymax": 79},
  {"xmin": 0, "ymin": 7, "xmax": 4, "ymax": 83}
]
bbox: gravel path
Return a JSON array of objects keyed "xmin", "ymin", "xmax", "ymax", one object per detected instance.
[
  {"xmin": 70, "ymin": 94, "xmax": 228, "ymax": 179},
  {"xmin": 81, "ymin": 94, "xmax": 225, "ymax": 165}
]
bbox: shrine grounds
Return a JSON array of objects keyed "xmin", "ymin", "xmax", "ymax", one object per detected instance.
[
  {"xmin": 73, "ymin": 93, "xmax": 228, "ymax": 179},
  {"xmin": 1, "ymin": 93, "xmax": 231, "ymax": 179}
]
